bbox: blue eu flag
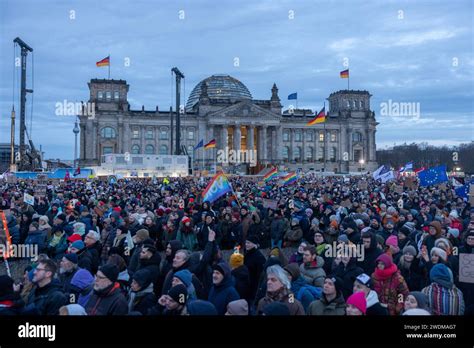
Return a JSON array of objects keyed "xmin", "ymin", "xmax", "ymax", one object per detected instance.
[
  {"xmin": 288, "ymin": 93, "xmax": 297, "ymax": 100},
  {"xmin": 417, "ymin": 165, "xmax": 448, "ymax": 187},
  {"xmin": 455, "ymin": 182, "xmax": 471, "ymax": 199}
]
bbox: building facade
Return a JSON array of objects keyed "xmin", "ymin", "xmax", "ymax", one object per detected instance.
[{"xmin": 78, "ymin": 75, "xmax": 378, "ymax": 173}]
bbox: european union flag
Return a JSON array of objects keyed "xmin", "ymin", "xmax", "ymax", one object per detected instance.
[
  {"xmin": 417, "ymin": 164, "xmax": 448, "ymax": 187},
  {"xmin": 455, "ymin": 183, "xmax": 470, "ymax": 199},
  {"xmin": 194, "ymin": 139, "xmax": 204, "ymax": 150},
  {"xmin": 288, "ymin": 93, "xmax": 297, "ymax": 100}
]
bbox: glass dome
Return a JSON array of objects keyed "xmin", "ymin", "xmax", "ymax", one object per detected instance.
[{"xmin": 186, "ymin": 74, "xmax": 252, "ymax": 110}]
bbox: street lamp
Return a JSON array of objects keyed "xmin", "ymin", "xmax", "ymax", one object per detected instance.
[
  {"xmin": 73, "ymin": 120, "xmax": 80, "ymax": 169},
  {"xmin": 359, "ymin": 159, "xmax": 365, "ymax": 173}
]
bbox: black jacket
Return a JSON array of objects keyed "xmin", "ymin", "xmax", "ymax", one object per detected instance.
[
  {"xmin": 85, "ymin": 282, "xmax": 128, "ymax": 315},
  {"xmin": 357, "ymin": 232, "xmax": 382, "ymax": 275},
  {"xmin": 25, "ymin": 279, "xmax": 68, "ymax": 315},
  {"xmin": 244, "ymin": 247, "xmax": 266, "ymax": 303},
  {"xmin": 333, "ymin": 259, "xmax": 364, "ymax": 299},
  {"xmin": 136, "ymin": 252, "xmax": 162, "ymax": 288},
  {"xmin": 399, "ymin": 258, "xmax": 427, "ymax": 292},
  {"xmin": 231, "ymin": 265, "xmax": 251, "ymax": 303}
]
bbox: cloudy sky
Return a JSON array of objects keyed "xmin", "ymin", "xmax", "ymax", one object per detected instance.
[{"xmin": 0, "ymin": 0, "xmax": 472, "ymax": 160}]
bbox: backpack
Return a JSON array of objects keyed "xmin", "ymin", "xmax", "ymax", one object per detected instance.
[{"xmin": 296, "ymin": 285, "xmax": 322, "ymax": 302}]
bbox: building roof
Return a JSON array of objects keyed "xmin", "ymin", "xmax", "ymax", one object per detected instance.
[{"xmin": 186, "ymin": 74, "xmax": 252, "ymax": 110}]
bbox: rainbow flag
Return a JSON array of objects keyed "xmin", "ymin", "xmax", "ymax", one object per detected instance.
[
  {"xmin": 340, "ymin": 69, "xmax": 349, "ymax": 78},
  {"xmin": 306, "ymin": 106, "xmax": 326, "ymax": 126},
  {"xmin": 264, "ymin": 167, "xmax": 278, "ymax": 182},
  {"xmin": 204, "ymin": 139, "xmax": 216, "ymax": 149},
  {"xmin": 96, "ymin": 56, "xmax": 110, "ymax": 67},
  {"xmin": 282, "ymin": 172, "xmax": 297, "ymax": 185},
  {"xmin": 202, "ymin": 172, "xmax": 233, "ymax": 203}
]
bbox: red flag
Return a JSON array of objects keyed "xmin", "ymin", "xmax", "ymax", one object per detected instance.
[
  {"xmin": 414, "ymin": 167, "xmax": 426, "ymax": 174},
  {"xmin": 64, "ymin": 170, "xmax": 70, "ymax": 181},
  {"xmin": 73, "ymin": 167, "xmax": 81, "ymax": 177}
]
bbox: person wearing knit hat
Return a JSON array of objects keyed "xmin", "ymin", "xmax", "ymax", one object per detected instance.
[
  {"xmin": 163, "ymin": 284, "xmax": 188, "ymax": 315},
  {"xmin": 307, "ymin": 275, "xmax": 345, "ymax": 316},
  {"xmin": 385, "ymin": 235, "xmax": 401, "ymax": 265},
  {"xmin": 372, "ymin": 253, "xmax": 409, "ymax": 315},
  {"xmin": 404, "ymin": 291, "xmax": 429, "ymax": 312},
  {"xmin": 225, "ymin": 299, "xmax": 249, "ymax": 315},
  {"xmin": 434, "ymin": 238, "xmax": 452, "ymax": 254},
  {"xmin": 346, "ymin": 291, "xmax": 367, "ymax": 315},
  {"xmin": 69, "ymin": 240, "xmax": 85, "ymax": 253},
  {"xmin": 209, "ymin": 262, "xmax": 240, "ymax": 315},
  {"xmin": 337, "ymin": 234, "xmax": 349, "ymax": 244},
  {"xmin": 422, "ymin": 263, "xmax": 464, "ymax": 315},
  {"xmin": 229, "ymin": 252, "xmax": 244, "ymax": 270},
  {"xmin": 85, "ymin": 264, "xmax": 128, "ymax": 315},
  {"xmin": 447, "ymin": 228, "xmax": 459, "ymax": 241},
  {"xmin": 422, "ymin": 221, "xmax": 442, "ymax": 254},
  {"xmin": 430, "ymin": 247, "xmax": 448, "ymax": 263},
  {"xmin": 246, "ymin": 234, "xmax": 260, "ymax": 248},
  {"xmin": 67, "ymin": 233, "xmax": 82, "ymax": 244},
  {"xmin": 353, "ymin": 273, "xmax": 388, "ymax": 316},
  {"xmin": 128, "ymin": 269, "xmax": 157, "ymax": 315},
  {"xmin": 172, "ymin": 269, "xmax": 197, "ymax": 300},
  {"xmin": 133, "ymin": 229, "xmax": 150, "ymax": 243}
]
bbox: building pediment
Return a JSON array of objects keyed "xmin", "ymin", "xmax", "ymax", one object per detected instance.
[{"xmin": 206, "ymin": 100, "xmax": 281, "ymax": 123}]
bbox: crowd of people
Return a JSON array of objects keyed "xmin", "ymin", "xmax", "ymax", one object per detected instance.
[{"xmin": 0, "ymin": 173, "xmax": 472, "ymax": 316}]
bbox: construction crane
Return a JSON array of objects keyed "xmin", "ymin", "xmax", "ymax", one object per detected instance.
[{"xmin": 13, "ymin": 37, "xmax": 42, "ymax": 171}]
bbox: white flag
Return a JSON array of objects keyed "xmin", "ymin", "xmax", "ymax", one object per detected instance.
[{"xmin": 379, "ymin": 171, "xmax": 395, "ymax": 183}]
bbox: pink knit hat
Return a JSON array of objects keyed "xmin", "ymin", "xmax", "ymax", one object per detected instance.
[
  {"xmin": 376, "ymin": 253, "xmax": 393, "ymax": 268},
  {"xmin": 347, "ymin": 291, "xmax": 367, "ymax": 314},
  {"xmin": 386, "ymin": 235, "xmax": 398, "ymax": 247}
]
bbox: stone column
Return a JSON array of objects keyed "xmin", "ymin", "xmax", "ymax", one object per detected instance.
[
  {"xmin": 92, "ymin": 121, "xmax": 98, "ymax": 160},
  {"xmin": 247, "ymin": 125, "xmax": 254, "ymax": 151},
  {"xmin": 222, "ymin": 126, "xmax": 228, "ymax": 150},
  {"xmin": 233, "ymin": 125, "xmax": 241, "ymax": 152},
  {"xmin": 302, "ymin": 129, "xmax": 306, "ymax": 164},
  {"xmin": 118, "ymin": 122, "xmax": 123, "ymax": 153},
  {"xmin": 372, "ymin": 129, "xmax": 377, "ymax": 161},
  {"xmin": 365, "ymin": 129, "xmax": 370, "ymax": 162},
  {"xmin": 141, "ymin": 125, "xmax": 145, "ymax": 154},
  {"xmin": 80, "ymin": 123, "xmax": 86, "ymax": 160},
  {"xmin": 207, "ymin": 125, "xmax": 215, "ymax": 162},
  {"xmin": 276, "ymin": 126, "xmax": 283, "ymax": 162},
  {"xmin": 347, "ymin": 128, "xmax": 353, "ymax": 162},
  {"xmin": 261, "ymin": 126, "xmax": 267, "ymax": 164}
]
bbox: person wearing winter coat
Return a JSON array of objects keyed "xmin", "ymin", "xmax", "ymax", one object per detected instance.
[
  {"xmin": 59, "ymin": 253, "xmax": 79, "ymax": 293},
  {"xmin": 229, "ymin": 252, "xmax": 251, "ymax": 303},
  {"xmin": 135, "ymin": 243, "xmax": 161, "ymax": 293},
  {"xmin": 257, "ymin": 265, "xmax": 304, "ymax": 315},
  {"xmin": 243, "ymin": 236, "xmax": 266, "ymax": 304},
  {"xmin": 422, "ymin": 263, "xmax": 464, "ymax": 315},
  {"xmin": 176, "ymin": 216, "xmax": 198, "ymax": 251},
  {"xmin": 288, "ymin": 241, "xmax": 307, "ymax": 266},
  {"xmin": 371, "ymin": 254, "xmax": 409, "ymax": 315},
  {"xmin": 208, "ymin": 262, "xmax": 240, "ymax": 315},
  {"xmin": 6, "ymin": 214, "xmax": 21, "ymax": 244},
  {"xmin": 283, "ymin": 263, "xmax": 318, "ymax": 312},
  {"xmin": 300, "ymin": 245, "xmax": 326, "ymax": 287},
  {"xmin": 398, "ymin": 245, "xmax": 427, "ymax": 291},
  {"xmin": 109, "ymin": 226, "xmax": 128, "ymax": 260},
  {"xmin": 69, "ymin": 268, "xmax": 94, "ymax": 307},
  {"xmin": 25, "ymin": 222, "xmax": 47, "ymax": 255},
  {"xmin": 47, "ymin": 229, "xmax": 68, "ymax": 261},
  {"xmin": 38, "ymin": 215, "xmax": 52, "ymax": 240},
  {"xmin": 25, "ymin": 260, "xmax": 68, "ymax": 315},
  {"xmin": 85, "ymin": 264, "xmax": 128, "ymax": 315},
  {"xmin": 333, "ymin": 256, "xmax": 364, "ymax": 300},
  {"xmin": 157, "ymin": 240, "xmax": 183, "ymax": 295},
  {"xmin": 171, "ymin": 269, "xmax": 197, "ymax": 300},
  {"xmin": 358, "ymin": 231, "xmax": 383, "ymax": 275},
  {"xmin": 218, "ymin": 212, "xmax": 234, "ymax": 250},
  {"xmin": 284, "ymin": 217, "xmax": 303, "ymax": 247},
  {"xmin": 307, "ymin": 276, "xmax": 346, "ymax": 315},
  {"xmin": 127, "ymin": 269, "xmax": 157, "ymax": 315},
  {"xmin": 353, "ymin": 273, "xmax": 388, "ymax": 315},
  {"xmin": 422, "ymin": 221, "xmax": 443, "ymax": 254},
  {"xmin": 270, "ymin": 210, "xmax": 286, "ymax": 249}
]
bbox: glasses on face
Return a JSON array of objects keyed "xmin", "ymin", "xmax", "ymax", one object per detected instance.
[{"xmin": 35, "ymin": 267, "xmax": 46, "ymax": 273}]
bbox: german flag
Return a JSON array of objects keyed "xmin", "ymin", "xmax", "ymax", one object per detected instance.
[
  {"xmin": 306, "ymin": 106, "xmax": 326, "ymax": 126},
  {"xmin": 340, "ymin": 69, "xmax": 349, "ymax": 78},
  {"xmin": 204, "ymin": 139, "xmax": 216, "ymax": 149},
  {"xmin": 96, "ymin": 56, "xmax": 110, "ymax": 67}
]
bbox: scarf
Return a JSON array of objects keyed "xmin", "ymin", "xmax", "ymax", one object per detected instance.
[
  {"xmin": 374, "ymin": 263, "xmax": 398, "ymax": 280},
  {"xmin": 266, "ymin": 286, "xmax": 290, "ymax": 302}
]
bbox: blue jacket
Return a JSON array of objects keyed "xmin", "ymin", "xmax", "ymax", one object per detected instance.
[
  {"xmin": 25, "ymin": 230, "xmax": 47, "ymax": 254},
  {"xmin": 7, "ymin": 215, "xmax": 21, "ymax": 244},
  {"xmin": 290, "ymin": 276, "xmax": 315, "ymax": 312},
  {"xmin": 208, "ymin": 262, "xmax": 240, "ymax": 315}
]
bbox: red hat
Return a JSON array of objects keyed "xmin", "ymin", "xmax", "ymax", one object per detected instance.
[
  {"xmin": 376, "ymin": 253, "xmax": 393, "ymax": 268},
  {"xmin": 189, "ymin": 198, "xmax": 195, "ymax": 203},
  {"xmin": 156, "ymin": 208, "xmax": 164, "ymax": 217},
  {"xmin": 182, "ymin": 216, "xmax": 191, "ymax": 224},
  {"xmin": 113, "ymin": 206, "xmax": 121, "ymax": 213},
  {"xmin": 67, "ymin": 233, "xmax": 82, "ymax": 243},
  {"xmin": 165, "ymin": 208, "xmax": 172, "ymax": 214},
  {"xmin": 347, "ymin": 291, "xmax": 367, "ymax": 314}
]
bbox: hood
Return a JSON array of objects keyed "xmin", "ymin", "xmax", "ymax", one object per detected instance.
[
  {"xmin": 70, "ymin": 269, "xmax": 94, "ymax": 290},
  {"xmin": 118, "ymin": 270, "xmax": 130, "ymax": 282},
  {"xmin": 140, "ymin": 252, "xmax": 161, "ymax": 268},
  {"xmin": 167, "ymin": 240, "xmax": 183, "ymax": 261},
  {"xmin": 187, "ymin": 300, "xmax": 218, "ymax": 315},
  {"xmin": 6, "ymin": 215, "xmax": 17, "ymax": 227}
]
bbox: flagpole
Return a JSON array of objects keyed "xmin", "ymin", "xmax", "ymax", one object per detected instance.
[{"xmin": 108, "ymin": 54, "xmax": 111, "ymax": 79}]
